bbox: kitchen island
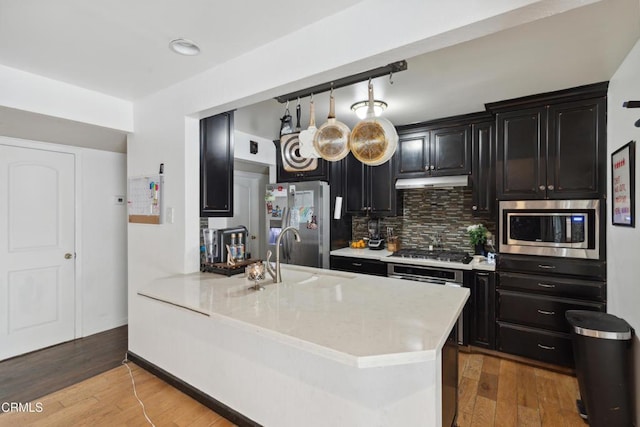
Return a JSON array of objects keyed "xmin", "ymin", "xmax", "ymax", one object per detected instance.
[{"xmin": 131, "ymin": 264, "xmax": 469, "ymax": 426}]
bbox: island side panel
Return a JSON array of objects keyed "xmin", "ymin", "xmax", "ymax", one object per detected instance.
[{"xmin": 130, "ymin": 294, "xmax": 442, "ymax": 426}]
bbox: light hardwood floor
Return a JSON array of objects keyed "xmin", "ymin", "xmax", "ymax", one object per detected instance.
[
  {"xmin": 458, "ymin": 352, "xmax": 584, "ymax": 427},
  {"xmin": 0, "ymin": 353, "xmax": 583, "ymax": 426},
  {"xmin": 0, "ymin": 362, "xmax": 234, "ymax": 427}
]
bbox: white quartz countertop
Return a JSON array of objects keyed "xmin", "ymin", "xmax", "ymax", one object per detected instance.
[
  {"xmin": 330, "ymin": 247, "xmax": 496, "ymax": 271},
  {"xmin": 137, "ymin": 265, "xmax": 469, "ymax": 369}
]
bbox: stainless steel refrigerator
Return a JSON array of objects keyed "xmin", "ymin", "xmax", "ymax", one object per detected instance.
[{"xmin": 265, "ymin": 181, "xmax": 330, "ymax": 268}]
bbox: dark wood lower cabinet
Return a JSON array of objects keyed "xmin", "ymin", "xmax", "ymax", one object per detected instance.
[
  {"xmin": 442, "ymin": 326, "xmax": 459, "ymax": 427},
  {"xmin": 329, "ymin": 255, "xmax": 387, "ymax": 276},
  {"xmin": 497, "ymin": 290, "xmax": 604, "ymax": 333},
  {"xmin": 469, "ymin": 271, "xmax": 496, "ymax": 349},
  {"xmin": 496, "ymin": 255, "xmax": 606, "ymax": 368},
  {"xmin": 497, "ymin": 322, "xmax": 575, "ymax": 367}
]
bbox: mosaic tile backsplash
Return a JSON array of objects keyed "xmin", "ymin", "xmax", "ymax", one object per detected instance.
[
  {"xmin": 199, "ymin": 188, "xmax": 496, "ymax": 257},
  {"xmin": 352, "ymin": 188, "xmax": 497, "ymax": 254}
]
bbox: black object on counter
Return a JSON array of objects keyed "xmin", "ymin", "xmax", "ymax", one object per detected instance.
[{"xmin": 565, "ymin": 310, "xmax": 633, "ymax": 427}]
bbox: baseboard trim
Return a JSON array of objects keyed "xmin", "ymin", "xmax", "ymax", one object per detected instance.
[{"xmin": 126, "ymin": 351, "xmax": 261, "ymax": 427}]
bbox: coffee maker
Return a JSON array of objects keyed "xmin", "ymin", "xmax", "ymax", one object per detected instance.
[{"xmin": 367, "ymin": 219, "xmax": 385, "ymax": 250}]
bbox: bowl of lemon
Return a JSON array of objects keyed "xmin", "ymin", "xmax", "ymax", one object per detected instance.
[{"xmin": 349, "ymin": 239, "xmax": 367, "ymax": 249}]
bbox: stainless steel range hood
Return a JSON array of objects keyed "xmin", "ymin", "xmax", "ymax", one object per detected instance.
[{"xmin": 395, "ymin": 175, "xmax": 469, "ymax": 190}]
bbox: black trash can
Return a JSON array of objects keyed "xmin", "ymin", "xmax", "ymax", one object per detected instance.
[{"xmin": 566, "ymin": 310, "xmax": 634, "ymax": 427}]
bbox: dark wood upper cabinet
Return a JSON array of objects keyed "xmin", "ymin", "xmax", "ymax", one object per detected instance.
[
  {"xmin": 200, "ymin": 111, "xmax": 234, "ymax": 217},
  {"xmin": 273, "ymin": 139, "xmax": 329, "ymax": 182},
  {"xmin": 344, "ymin": 152, "xmax": 399, "ymax": 216},
  {"xmin": 344, "ymin": 153, "xmax": 367, "ymax": 214},
  {"xmin": 397, "ymin": 130, "xmax": 429, "ymax": 176},
  {"xmin": 471, "ymin": 120, "xmax": 495, "ymax": 215},
  {"xmin": 547, "ymin": 98, "xmax": 606, "ymax": 199},
  {"xmin": 430, "ymin": 125, "xmax": 471, "ymax": 176},
  {"xmin": 396, "ymin": 116, "xmax": 476, "ymax": 180},
  {"xmin": 496, "ymin": 108, "xmax": 546, "ymax": 199},
  {"xmin": 489, "ymin": 82, "xmax": 608, "ymax": 200}
]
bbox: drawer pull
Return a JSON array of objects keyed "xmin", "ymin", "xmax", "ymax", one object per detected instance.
[
  {"xmin": 537, "ymin": 309, "xmax": 556, "ymax": 315},
  {"xmin": 537, "ymin": 283, "xmax": 556, "ymax": 288},
  {"xmin": 352, "ymin": 263, "xmax": 363, "ymax": 267},
  {"xmin": 537, "ymin": 264, "xmax": 556, "ymax": 269},
  {"xmin": 537, "ymin": 344, "xmax": 556, "ymax": 351}
]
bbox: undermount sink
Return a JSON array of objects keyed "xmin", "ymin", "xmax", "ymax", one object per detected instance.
[{"xmin": 278, "ymin": 266, "xmax": 357, "ymax": 285}]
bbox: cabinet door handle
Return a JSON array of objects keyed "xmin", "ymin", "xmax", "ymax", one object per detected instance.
[
  {"xmin": 352, "ymin": 263, "xmax": 363, "ymax": 267},
  {"xmin": 537, "ymin": 282, "xmax": 556, "ymax": 288},
  {"xmin": 424, "ymin": 165, "xmax": 430, "ymax": 171},
  {"xmin": 472, "ymin": 205, "xmax": 478, "ymax": 211},
  {"xmin": 537, "ymin": 344, "xmax": 556, "ymax": 351},
  {"xmin": 537, "ymin": 309, "xmax": 556, "ymax": 315},
  {"xmin": 547, "ymin": 185, "xmax": 554, "ymax": 190},
  {"xmin": 539, "ymin": 185, "xmax": 546, "ymax": 190},
  {"xmin": 430, "ymin": 165, "xmax": 435, "ymax": 170},
  {"xmin": 537, "ymin": 264, "xmax": 556, "ymax": 269}
]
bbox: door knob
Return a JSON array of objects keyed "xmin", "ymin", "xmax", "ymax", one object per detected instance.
[
  {"xmin": 251, "ymin": 235, "xmax": 257, "ymax": 240},
  {"xmin": 64, "ymin": 253, "xmax": 73, "ymax": 259}
]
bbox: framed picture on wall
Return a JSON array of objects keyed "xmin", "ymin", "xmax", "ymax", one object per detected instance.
[{"xmin": 611, "ymin": 140, "xmax": 635, "ymax": 227}]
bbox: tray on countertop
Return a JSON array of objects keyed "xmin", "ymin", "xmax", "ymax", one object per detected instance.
[{"xmin": 201, "ymin": 259, "xmax": 262, "ymax": 276}]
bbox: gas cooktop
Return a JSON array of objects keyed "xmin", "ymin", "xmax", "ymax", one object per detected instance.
[{"xmin": 390, "ymin": 249, "xmax": 473, "ymax": 264}]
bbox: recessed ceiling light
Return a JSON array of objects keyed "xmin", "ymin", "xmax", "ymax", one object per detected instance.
[{"xmin": 169, "ymin": 38, "xmax": 200, "ymax": 56}]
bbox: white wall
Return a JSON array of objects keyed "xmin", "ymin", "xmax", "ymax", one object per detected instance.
[
  {"xmin": 234, "ymin": 130, "xmax": 276, "ymax": 166},
  {"xmin": 0, "ymin": 64, "xmax": 133, "ymax": 132},
  {"xmin": 607, "ymin": 37, "xmax": 640, "ymax": 423},
  {"xmin": 80, "ymin": 148, "xmax": 128, "ymax": 336}
]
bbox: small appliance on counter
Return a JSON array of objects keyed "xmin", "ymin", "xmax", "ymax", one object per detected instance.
[
  {"xmin": 202, "ymin": 225, "xmax": 248, "ymax": 264},
  {"xmin": 367, "ymin": 218, "xmax": 385, "ymax": 250},
  {"xmin": 201, "ymin": 225, "xmax": 261, "ymax": 276}
]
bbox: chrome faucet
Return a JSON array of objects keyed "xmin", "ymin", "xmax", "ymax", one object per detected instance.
[{"xmin": 265, "ymin": 226, "xmax": 301, "ymax": 283}]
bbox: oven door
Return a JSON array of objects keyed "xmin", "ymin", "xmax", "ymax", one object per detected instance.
[{"xmin": 387, "ymin": 263, "xmax": 464, "ymax": 284}]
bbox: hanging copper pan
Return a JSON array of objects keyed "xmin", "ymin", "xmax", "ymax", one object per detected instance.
[
  {"xmin": 350, "ymin": 81, "xmax": 398, "ymax": 166},
  {"xmin": 313, "ymin": 89, "xmax": 351, "ymax": 162}
]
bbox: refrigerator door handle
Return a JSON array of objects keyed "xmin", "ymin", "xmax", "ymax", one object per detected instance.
[
  {"xmin": 282, "ymin": 207, "xmax": 290, "ymax": 261},
  {"xmin": 285, "ymin": 208, "xmax": 293, "ymax": 262}
]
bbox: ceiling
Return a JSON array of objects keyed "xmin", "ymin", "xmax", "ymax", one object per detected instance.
[
  {"xmin": 0, "ymin": 0, "xmax": 639, "ymax": 151},
  {"xmin": 236, "ymin": 0, "xmax": 640, "ymax": 140},
  {"xmin": 0, "ymin": 0, "xmax": 363, "ymax": 100}
]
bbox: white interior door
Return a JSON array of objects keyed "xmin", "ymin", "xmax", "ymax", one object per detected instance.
[
  {"xmin": 232, "ymin": 172, "xmax": 266, "ymax": 259},
  {"xmin": 0, "ymin": 144, "xmax": 76, "ymax": 361}
]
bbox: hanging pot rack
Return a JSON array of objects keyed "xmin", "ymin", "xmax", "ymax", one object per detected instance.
[{"xmin": 274, "ymin": 60, "xmax": 407, "ymax": 104}]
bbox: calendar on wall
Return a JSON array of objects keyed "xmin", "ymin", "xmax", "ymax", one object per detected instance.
[{"xmin": 128, "ymin": 174, "xmax": 164, "ymax": 224}]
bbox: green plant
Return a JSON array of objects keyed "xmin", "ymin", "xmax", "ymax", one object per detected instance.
[{"xmin": 467, "ymin": 224, "xmax": 488, "ymax": 246}]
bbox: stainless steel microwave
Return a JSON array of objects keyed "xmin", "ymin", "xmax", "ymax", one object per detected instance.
[{"xmin": 499, "ymin": 200, "xmax": 600, "ymax": 259}]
